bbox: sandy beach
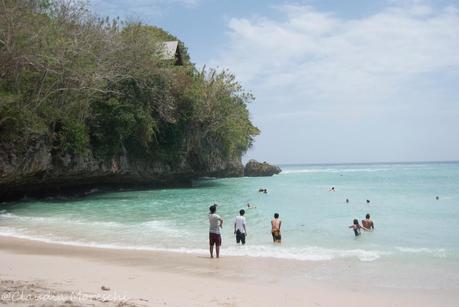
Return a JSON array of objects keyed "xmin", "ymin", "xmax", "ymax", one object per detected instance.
[{"xmin": 0, "ymin": 236, "xmax": 457, "ymax": 307}]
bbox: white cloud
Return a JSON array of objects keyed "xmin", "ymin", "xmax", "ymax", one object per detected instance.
[{"xmin": 213, "ymin": 3, "xmax": 459, "ymax": 163}]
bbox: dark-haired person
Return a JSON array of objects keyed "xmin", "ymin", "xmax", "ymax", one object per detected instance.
[
  {"xmin": 361, "ymin": 213, "xmax": 374, "ymax": 230},
  {"xmin": 271, "ymin": 213, "xmax": 282, "ymax": 243},
  {"xmin": 349, "ymin": 218, "xmax": 368, "ymax": 237},
  {"xmin": 234, "ymin": 209, "xmax": 247, "ymax": 245},
  {"xmin": 208, "ymin": 204, "xmax": 223, "ymax": 258}
]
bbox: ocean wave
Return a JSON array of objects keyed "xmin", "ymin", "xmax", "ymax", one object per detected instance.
[
  {"xmin": 222, "ymin": 245, "xmax": 387, "ymax": 261},
  {"xmin": 0, "ymin": 210, "xmax": 16, "ymax": 218},
  {"xmin": 281, "ymin": 168, "xmax": 391, "ymax": 174},
  {"xmin": 396, "ymin": 247, "xmax": 448, "ymax": 258},
  {"xmin": 0, "ymin": 212, "xmax": 123, "ymax": 228},
  {"xmin": 0, "ymin": 227, "xmax": 386, "ymax": 262},
  {"xmin": 0, "ymin": 212, "xmax": 188, "ymax": 239},
  {"xmin": 137, "ymin": 220, "xmax": 186, "ymax": 238}
]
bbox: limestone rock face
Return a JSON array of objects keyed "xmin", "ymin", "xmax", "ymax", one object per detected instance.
[
  {"xmin": 244, "ymin": 160, "xmax": 281, "ymax": 177},
  {"xmin": 0, "ymin": 136, "xmax": 244, "ymax": 201}
]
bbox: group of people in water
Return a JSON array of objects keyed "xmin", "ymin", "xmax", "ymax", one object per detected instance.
[
  {"xmin": 207, "ymin": 187, "xmax": 376, "ymax": 258},
  {"xmin": 331, "ymin": 187, "xmax": 375, "ymax": 236},
  {"xmin": 207, "ymin": 203, "xmax": 282, "ymax": 258},
  {"xmin": 349, "ymin": 213, "xmax": 374, "ymax": 236}
]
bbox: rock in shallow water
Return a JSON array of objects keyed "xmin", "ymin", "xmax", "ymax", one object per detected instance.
[{"xmin": 244, "ymin": 160, "xmax": 281, "ymax": 177}]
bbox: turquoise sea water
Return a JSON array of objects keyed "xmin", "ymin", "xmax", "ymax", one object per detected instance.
[{"xmin": 1, "ymin": 162, "xmax": 459, "ymax": 287}]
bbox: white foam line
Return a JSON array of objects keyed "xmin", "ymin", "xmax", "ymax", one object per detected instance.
[
  {"xmin": 0, "ymin": 229, "xmax": 387, "ymax": 262},
  {"xmin": 281, "ymin": 168, "xmax": 391, "ymax": 174}
]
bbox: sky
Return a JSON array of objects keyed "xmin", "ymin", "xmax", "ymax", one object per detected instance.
[{"xmin": 91, "ymin": 0, "xmax": 459, "ymax": 164}]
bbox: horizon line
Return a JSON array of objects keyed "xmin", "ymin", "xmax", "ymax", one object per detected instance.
[{"xmin": 268, "ymin": 160, "xmax": 459, "ymax": 166}]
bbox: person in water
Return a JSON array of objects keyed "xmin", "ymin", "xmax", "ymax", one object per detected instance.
[
  {"xmin": 271, "ymin": 213, "xmax": 282, "ymax": 243},
  {"xmin": 329, "ymin": 187, "xmax": 336, "ymax": 192},
  {"xmin": 247, "ymin": 203, "xmax": 256, "ymax": 209},
  {"xmin": 234, "ymin": 209, "xmax": 247, "ymax": 245},
  {"xmin": 345, "ymin": 198, "xmax": 349, "ymax": 203},
  {"xmin": 361, "ymin": 213, "xmax": 374, "ymax": 230},
  {"xmin": 366, "ymin": 199, "xmax": 371, "ymax": 204},
  {"xmin": 208, "ymin": 204, "xmax": 223, "ymax": 258},
  {"xmin": 349, "ymin": 218, "xmax": 368, "ymax": 236}
]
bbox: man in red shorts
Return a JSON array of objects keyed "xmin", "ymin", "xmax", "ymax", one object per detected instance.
[{"xmin": 209, "ymin": 204, "xmax": 223, "ymax": 258}]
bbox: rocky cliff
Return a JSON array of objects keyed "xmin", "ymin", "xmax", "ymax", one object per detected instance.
[
  {"xmin": 244, "ymin": 160, "xmax": 282, "ymax": 177},
  {"xmin": 0, "ymin": 136, "xmax": 244, "ymax": 201}
]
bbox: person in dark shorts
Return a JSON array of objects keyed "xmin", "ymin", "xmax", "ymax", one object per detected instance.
[
  {"xmin": 234, "ymin": 209, "xmax": 247, "ymax": 245},
  {"xmin": 271, "ymin": 213, "xmax": 282, "ymax": 243},
  {"xmin": 208, "ymin": 204, "xmax": 223, "ymax": 258}
]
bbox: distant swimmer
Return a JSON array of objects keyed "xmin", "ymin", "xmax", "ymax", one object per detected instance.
[
  {"xmin": 271, "ymin": 213, "xmax": 282, "ymax": 243},
  {"xmin": 258, "ymin": 188, "xmax": 268, "ymax": 193},
  {"xmin": 346, "ymin": 198, "xmax": 349, "ymax": 203},
  {"xmin": 436, "ymin": 196, "xmax": 439, "ymax": 200},
  {"xmin": 329, "ymin": 187, "xmax": 336, "ymax": 192},
  {"xmin": 361, "ymin": 213, "xmax": 374, "ymax": 230},
  {"xmin": 349, "ymin": 219, "xmax": 368, "ymax": 237},
  {"xmin": 247, "ymin": 203, "xmax": 256, "ymax": 209},
  {"xmin": 366, "ymin": 199, "xmax": 371, "ymax": 204}
]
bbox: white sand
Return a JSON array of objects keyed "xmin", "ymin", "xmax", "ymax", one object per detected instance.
[{"xmin": 0, "ymin": 236, "xmax": 457, "ymax": 306}]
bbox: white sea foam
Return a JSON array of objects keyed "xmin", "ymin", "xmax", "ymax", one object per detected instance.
[
  {"xmin": 281, "ymin": 168, "xmax": 391, "ymax": 174},
  {"xmin": 0, "ymin": 212, "xmax": 189, "ymax": 239},
  {"xmin": 396, "ymin": 247, "xmax": 448, "ymax": 258},
  {"xmin": 137, "ymin": 220, "xmax": 186, "ymax": 238},
  {"xmin": 0, "ymin": 227, "xmax": 387, "ymax": 262},
  {"xmin": 0, "ymin": 213, "xmax": 123, "ymax": 228},
  {"xmin": 0, "ymin": 211, "xmax": 15, "ymax": 218}
]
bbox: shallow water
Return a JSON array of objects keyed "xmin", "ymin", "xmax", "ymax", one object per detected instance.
[{"xmin": 1, "ymin": 162, "xmax": 459, "ymax": 286}]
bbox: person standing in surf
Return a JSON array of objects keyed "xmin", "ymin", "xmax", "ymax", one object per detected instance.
[
  {"xmin": 271, "ymin": 213, "xmax": 282, "ymax": 243},
  {"xmin": 234, "ymin": 209, "xmax": 247, "ymax": 245},
  {"xmin": 362, "ymin": 213, "xmax": 374, "ymax": 230},
  {"xmin": 208, "ymin": 204, "xmax": 223, "ymax": 258}
]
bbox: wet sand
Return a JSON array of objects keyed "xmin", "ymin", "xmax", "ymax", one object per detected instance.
[{"xmin": 0, "ymin": 236, "xmax": 457, "ymax": 306}]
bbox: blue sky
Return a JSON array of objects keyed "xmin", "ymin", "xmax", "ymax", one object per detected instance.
[{"xmin": 91, "ymin": 0, "xmax": 459, "ymax": 164}]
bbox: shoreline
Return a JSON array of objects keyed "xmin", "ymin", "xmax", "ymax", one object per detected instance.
[{"xmin": 1, "ymin": 236, "xmax": 458, "ymax": 306}]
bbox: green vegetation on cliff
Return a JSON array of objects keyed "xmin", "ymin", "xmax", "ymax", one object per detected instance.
[{"xmin": 0, "ymin": 0, "xmax": 259, "ymax": 172}]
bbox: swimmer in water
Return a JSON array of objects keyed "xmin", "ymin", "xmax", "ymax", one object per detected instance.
[
  {"xmin": 346, "ymin": 198, "xmax": 349, "ymax": 203},
  {"xmin": 329, "ymin": 187, "xmax": 336, "ymax": 192},
  {"xmin": 366, "ymin": 199, "xmax": 370, "ymax": 204},
  {"xmin": 361, "ymin": 213, "xmax": 374, "ymax": 230},
  {"xmin": 349, "ymin": 219, "xmax": 368, "ymax": 236}
]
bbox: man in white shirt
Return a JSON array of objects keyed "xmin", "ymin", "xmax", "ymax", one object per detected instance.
[
  {"xmin": 234, "ymin": 209, "xmax": 247, "ymax": 245},
  {"xmin": 208, "ymin": 204, "xmax": 223, "ymax": 258}
]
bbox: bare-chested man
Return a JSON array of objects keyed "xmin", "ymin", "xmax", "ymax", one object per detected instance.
[
  {"xmin": 271, "ymin": 213, "xmax": 282, "ymax": 243},
  {"xmin": 361, "ymin": 213, "xmax": 374, "ymax": 230}
]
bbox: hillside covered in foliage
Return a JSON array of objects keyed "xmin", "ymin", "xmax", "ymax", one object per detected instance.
[{"xmin": 0, "ymin": 0, "xmax": 259, "ymax": 200}]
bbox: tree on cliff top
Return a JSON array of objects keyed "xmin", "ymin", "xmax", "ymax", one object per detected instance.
[{"xmin": 0, "ymin": 0, "xmax": 259, "ymax": 170}]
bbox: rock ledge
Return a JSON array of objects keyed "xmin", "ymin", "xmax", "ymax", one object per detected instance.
[{"xmin": 244, "ymin": 160, "xmax": 281, "ymax": 177}]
